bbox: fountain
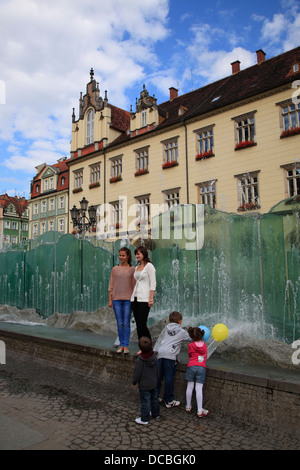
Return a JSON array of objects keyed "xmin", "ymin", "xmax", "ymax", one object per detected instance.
[{"xmin": 0, "ymin": 200, "xmax": 299, "ymax": 372}]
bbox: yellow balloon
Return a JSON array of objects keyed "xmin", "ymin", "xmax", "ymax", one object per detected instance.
[{"xmin": 212, "ymin": 323, "xmax": 229, "ymax": 342}]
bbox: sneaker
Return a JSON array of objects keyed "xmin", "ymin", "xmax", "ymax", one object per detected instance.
[
  {"xmin": 165, "ymin": 400, "xmax": 180, "ymax": 408},
  {"xmin": 135, "ymin": 417, "xmax": 148, "ymax": 425},
  {"xmin": 197, "ymin": 409, "xmax": 210, "ymax": 418},
  {"xmin": 185, "ymin": 407, "xmax": 192, "ymax": 413}
]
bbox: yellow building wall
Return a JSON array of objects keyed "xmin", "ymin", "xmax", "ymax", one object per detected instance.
[{"xmin": 68, "ymin": 85, "xmax": 299, "ymax": 235}]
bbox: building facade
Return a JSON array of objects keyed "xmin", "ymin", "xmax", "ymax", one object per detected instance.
[
  {"xmin": 0, "ymin": 194, "xmax": 29, "ymax": 249},
  {"xmin": 47, "ymin": 47, "xmax": 300, "ymax": 240},
  {"xmin": 29, "ymin": 158, "xmax": 69, "ymax": 239}
]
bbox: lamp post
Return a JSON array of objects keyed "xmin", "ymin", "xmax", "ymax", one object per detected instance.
[{"xmin": 70, "ymin": 197, "xmax": 97, "ymax": 238}]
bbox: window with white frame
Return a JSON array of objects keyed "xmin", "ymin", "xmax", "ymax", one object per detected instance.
[
  {"xmin": 135, "ymin": 195, "xmax": 150, "ymax": 224},
  {"xmin": 44, "ymin": 179, "xmax": 49, "ymax": 191},
  {"xmin": 110, "ymin": 156, "xmax": 122, "ymax": 179},
  {"xmin": 22, "ymin": 223, "xmax": 28, "ymax": 231},
  {"xmin": 141, "ymin": 109, "xmax": 147, "ymax": 127},
  {"xmin": 33, "ymin": 224, "xmax": 38, "ymax": 237},
  {"xmin": 12, "ymin": 221, "xmax": 18, "ymax": 230},
  {"xmin": 4, "ymin": 221, "xmax": 10, "ymax": 229},
  {"xmin": 41, "ymin": 222, "xmax": 46, "ymax": 234},
  {"xmin": 74, "ymin": 169, "xmax": 83, "ymax": 189},
  {"xmin": 281, "ymin": 102, "xmax": 300, "ymax": 131},
  {"xmin": 50, "ymin": 199, "xmax": 54, "ymax": 211},
  {"xmin": 11, "ymin": 236, "xmax": 17, "ymax": 244},
  {"xmin": 50, "ymin": 178, "xmax": 54, "ymax": 189},
  {"xmin": 59, "ymin": 196, "xmax": 65, "ymax": 209},
  {"xmin": 111, "ymin": 200, "xmax": 123, "ymax": 228},
  {"xmin": 233, "ymin": 111, "xmax": 256, "ymax": 144},
  {"xmin": 235, "ymin": 171, "xmax": 260, "ymax": 209},
  {"xmin": 42, "ymin": 201, "xmax": 47, "ymax": 213},
  {"xmin": 163, "ymin": 188, "xmax": 180, "ymax": 208},
  {"xmin": 135, "ymin": 147, "xmax": 149, "ymax": 172},
  {"xmin": 90, "ymin": 162, "xmax": 101, "ymax": 184},
  {"xmin": 195, "ymin": 126, "xmax": 214, "ymax": 155},
  {"xmin": 197, "ymin": 181, "xmax": 216, "ymax": 208},
  {"xmin": 86, "ymin": 109, "xmax": 94, "ymax": 144},
  {"xmin": 281, "ymin": 163, "xmax": 300, "ymax": 197},
  {"xmin": 4, "ymin": 235, "xmax": 10, "ymax": 243},
  {"xmin": 162, "ymin": 137, "xmax": 178, "ymax": 163},
  {"xmin": 49, "ymin": 220, "xmax": 54, "ymax": 231},
  {"xmin": 34, "ymin": 203, "xmax": 38, "ymax": 215},
  {"xmin": 58, "ymin": 219, "xmax": 64, "ymax": 232}
]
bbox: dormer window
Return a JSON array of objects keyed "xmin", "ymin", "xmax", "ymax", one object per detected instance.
[
  {"xmin": 141, "ymin": 109, "xmax": 147, "ymax": 127},
  {"xmin": 293, "ymin": 63, "xmax": 299, "ymax": 73},
  {"xmin": 86, "ymin": 109, "xmax": 94, "ymax": 144}
]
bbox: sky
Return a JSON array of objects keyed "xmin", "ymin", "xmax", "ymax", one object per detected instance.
[{"xmin": 0, "ymin": 0, "xmax": 299, "ymax": 198}]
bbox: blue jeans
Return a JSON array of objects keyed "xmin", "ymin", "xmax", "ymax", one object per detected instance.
[
  {"xmin": 112, "ymin": 300, "xmax": 132, "ymax": 347},
  {"xmin": 139, "ymin": 388, "xmax": 160, "ymax": 422},
  {"xmin": 157, "ymin": 358, "xmax": 177, "ymax": 403}
]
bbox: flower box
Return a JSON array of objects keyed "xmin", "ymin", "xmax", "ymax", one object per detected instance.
[
  {"xmin": 134, "ymin": 169, "xmax": 149, "ymax": 177},
  {"xmin": 162, "ymin": 160, "xmax": 178, "ymax": 169},
  {"xmin": 235, "ymin": 140, "xmax": 256, "ymax": 150},
  {"xmin": 280, "ymin": 127, "xmax": 300, "ymax": 138},
  {"xmin": 195, "ymin": 149, "xmax": 214, "ymax": 161},
  {"xmin": 237, "ymin": 202, "xmax": 261, "ymax": 212},
  {"xmin": 89, "ymin": 182, "xmax": 100, "ymax": 189},
  {"xmin": 73, "ymin": 187, "xmax": 83, "ymax": 193},
  {"xmin": 109, "ymin": 175, "xmax": 122, "ymax": 183}
]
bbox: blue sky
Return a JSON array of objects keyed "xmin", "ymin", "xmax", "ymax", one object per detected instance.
[{"xmin": 0, "ymin": 0, "xmax": 299, "ymax": 198}]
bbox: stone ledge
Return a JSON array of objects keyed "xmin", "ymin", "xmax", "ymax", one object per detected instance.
[{"xmin": 1, "ymin": 328, "xmax": 299, "ymax": 437}]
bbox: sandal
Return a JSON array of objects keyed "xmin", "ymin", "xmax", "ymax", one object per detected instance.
[{"xmin": 116, "ymin": 347, "xmax": 124, "ymax": 354}]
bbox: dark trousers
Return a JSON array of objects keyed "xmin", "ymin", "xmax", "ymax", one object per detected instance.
[
  {"xmin": 139, "ymin": 388, "xmax": 160, "ymax": 422},
  {"xmin": 157, "ymin": 358, "xmax": 177, "ymax": 403},
  {"xmin": 131, "ymin": 298, "xmax": 151, "ymax": 339}
]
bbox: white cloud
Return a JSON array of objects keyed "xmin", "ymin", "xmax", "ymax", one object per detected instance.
[{"xmin": 0, "ymin": 0, "xmax": 170, "ymax": 175}]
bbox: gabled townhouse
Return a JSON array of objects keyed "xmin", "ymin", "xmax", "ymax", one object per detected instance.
[
  {"xmin": 66, "ymin": 46, "xmax": 299, "ymax": 239},
  {"xmin": 29, "ymin": 158, "xmax": 69, "ymax": 238},
  {"xmin": 0, "ymin": 194, "xmax": 29, "ymax": 249}
]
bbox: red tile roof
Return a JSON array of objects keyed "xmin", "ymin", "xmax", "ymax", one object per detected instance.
[
  {"xmin": 31, "ymin": 159, "xmax": 70, "ymax": 198},
  {"xmin": 0, "ymin": 194, "xmax": 28, "ymax": 217}
]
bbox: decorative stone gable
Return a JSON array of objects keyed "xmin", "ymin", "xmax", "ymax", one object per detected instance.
[{"xmin": 130, "ymin": 84, "xmax": 159, "ymax": 134}]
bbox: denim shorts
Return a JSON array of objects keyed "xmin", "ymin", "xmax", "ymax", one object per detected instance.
[{"xmin": 184, "ymin": 366, "xmax": 206, "ymax": 384}]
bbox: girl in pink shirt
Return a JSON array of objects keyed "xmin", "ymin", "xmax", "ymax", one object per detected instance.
[
  {"xmin": 184, "ymin": 327, "xmax": 209, "ymax": 418},
  {"xmin": 108, "ymin": 248, "xmax": 135, "ymax": 354}
]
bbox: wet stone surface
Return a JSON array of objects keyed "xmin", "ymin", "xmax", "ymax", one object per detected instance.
[{"xmin": 0, "ymin": 351, "xmax": 299, "ymax": 451}]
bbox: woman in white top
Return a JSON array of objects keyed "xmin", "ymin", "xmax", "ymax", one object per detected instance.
[{"xmin": 131, "ymin": 246, "xmax": 156, "ymax": 344}]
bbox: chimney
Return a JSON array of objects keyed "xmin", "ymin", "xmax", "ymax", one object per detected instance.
[
  {"xmin": 169, "ymin": 87, "xmax": 178, "ymax": 101},
  {"xmin": 231, "ymin": 60, "xmax": 240, "ymax": 74},
  {"xmin": 256, "ymin": 49, "xmax": 266, "ymax": 65}
]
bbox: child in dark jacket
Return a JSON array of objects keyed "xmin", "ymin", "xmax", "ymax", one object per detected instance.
[
  {"xmin": 185, "ymin": 327, "xmax": 209, "ymax": 418},
  {"xmin": 132, "ymin": 336, "xmax": 160, "ymax": 425}
]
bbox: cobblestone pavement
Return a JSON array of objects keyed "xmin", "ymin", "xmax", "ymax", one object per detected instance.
[{"xmin": 0, "ymin": 351, "xmax": 299, "ymax": 452}]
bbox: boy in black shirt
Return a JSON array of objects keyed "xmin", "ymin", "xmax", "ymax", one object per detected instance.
[{"xmin": 132, "ymin": 336, "xmax": 160, "ymax": 424}]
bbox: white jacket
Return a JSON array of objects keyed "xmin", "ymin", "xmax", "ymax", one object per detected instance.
[{"xmin": 131, "ymin": 263, "xmax": 156, "ymax": 302}]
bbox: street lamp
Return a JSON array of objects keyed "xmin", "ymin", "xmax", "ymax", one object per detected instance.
[{"xmin": 70, "ymin": 197, "xmax": 97, "ymax": 237}]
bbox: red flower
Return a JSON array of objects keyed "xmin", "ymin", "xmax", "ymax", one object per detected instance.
[{"xmin": 162, "ymin": 160, "xmax": 178, "ymax": 169}]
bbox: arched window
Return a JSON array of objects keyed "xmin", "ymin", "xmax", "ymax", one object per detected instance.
[{"xmin": 86, "ymin": 109, "xmax": 94, "ymax": 144}]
